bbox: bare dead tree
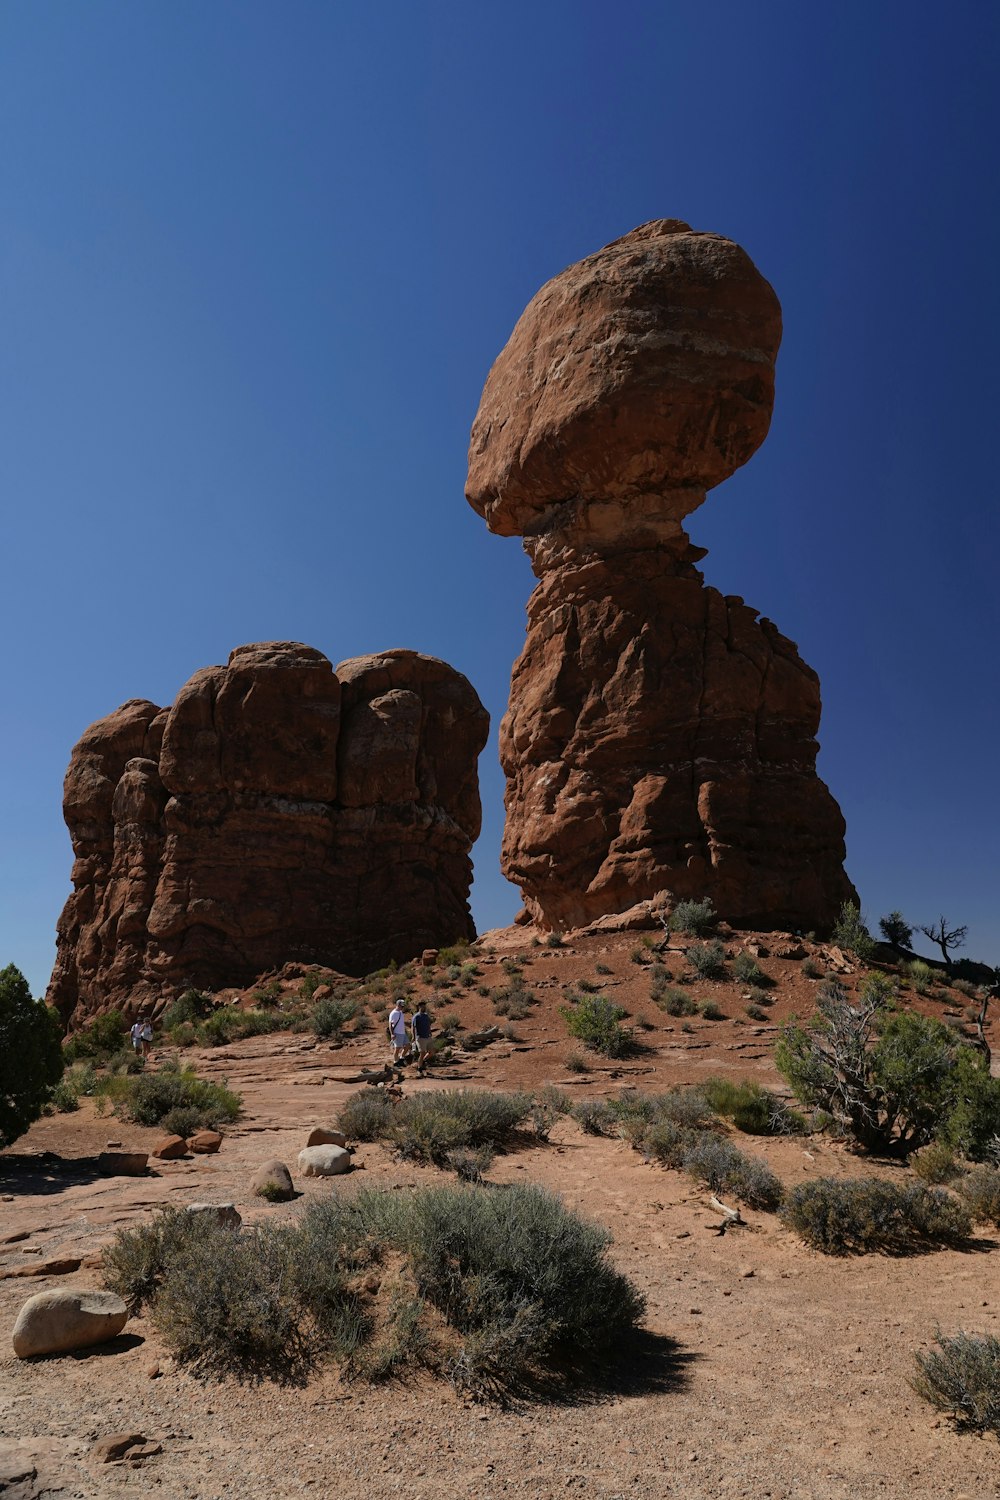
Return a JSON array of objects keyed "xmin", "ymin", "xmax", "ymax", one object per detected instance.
[{"xmin": 918, "ymin": 915, "xmax": 968, "ymax": 969}]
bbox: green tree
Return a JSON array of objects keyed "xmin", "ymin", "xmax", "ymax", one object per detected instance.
[
  {"xmin": 879, "ymin": 910, "xmax": 913, "ymax": 949},
  {"xmin": 0, "ymin": 965, "xmax": 64, "ymax": 1147}
]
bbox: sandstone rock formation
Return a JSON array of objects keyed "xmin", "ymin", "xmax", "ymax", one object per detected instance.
[
  {"xmin": 48, "ymin": 643, "xmax": 488, "ymax": 1025},
  {"xmin": 467, "ymin": 219, "xmax": 856, "ymax": 933}
]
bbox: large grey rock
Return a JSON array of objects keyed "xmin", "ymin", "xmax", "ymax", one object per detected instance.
[
  {"xmin": 12, "ymin": 1288, "xmax": 128, "ymax": 1358},
  {"xmin": 305, "ymin": 1126, "xmax": 347, "ymax": 1149},
  {"xmin": 185, "ymin": 1203, "xmax": 241, "ymax": 1227},
  {"xmin": 298, "ymin": 1144, "xmax": 351, "ymax": 1177}
]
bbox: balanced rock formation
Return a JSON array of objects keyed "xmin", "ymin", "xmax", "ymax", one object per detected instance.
[
  {"xmin": 467, "ymin": 219, "xmax": 855, "ymax": 932},
  {"xmin": 49, "ymin": 643, "xmax": 488, "ymax": 1025}
]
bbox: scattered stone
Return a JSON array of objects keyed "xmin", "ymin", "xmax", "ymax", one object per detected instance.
[
  {"xmin": 151, "ymin": 1135, "xmax": 188, "ymax": 1160},
  {"xmin": 1, "ymin": 1230, "xmax": 29, "ymax": 1244},
  {"xmin": 0, "ymin": 1256, "xmax": 82, "ymax": 1281},
  {"xmin": 186, "ymin": 1131, "xmax": 222, "ymax": 1155},
  {"xmin": 305, "ymin": 1126, "xmax": 347, "ymax": 1149},
  {"xmin": 0, "ymin": 1451, "xmax": 36, "ymax": 1487},
  {"xmin": 105, "ymin": 1140, "xmax": 122, "ymax": 1148},
  {"xmin": 12, "ymin": 1288, "xmax": 128, "ymax": 1358},
  {"xmin": 97, "ymin": 1151, "xmax": 148, "ymax": 1177},
  {"xmin": 311, "ymin": 984, "xmax": 333, "ymax": 1001},
  {"xmin": 298, "ymin": 1144, "xmax": 352, "ymax": 1178},
  {"xmin": 739, "ymin": 1265, "xmax": 756, "ymax": 1278},
  {"xmin": 251, "ymin": 1159, "xmax": 295, "ymax": 1201},
  {"xmin": 147, "ymin": 1362, "xmax": 161, "ymax": 1379},
  {"xmin": 92, "ymin": 1434, "xmax": 147, "ymax": 1464},
  {"xmin": 185, "ymin": 1203, "xmax": 241, "ymax": 1228},
  {"xmin": 421, "ymin": 949, "xmax": 439, "ymax": 967}
]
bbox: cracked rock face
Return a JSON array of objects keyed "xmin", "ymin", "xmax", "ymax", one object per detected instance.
[
  {"xmin": 48, "ymin": 643, "xmax": 488, "ymax": 1024},
  {"xmin": 467, "ymin": 219, "xmax": 856, "ymax": 933}
]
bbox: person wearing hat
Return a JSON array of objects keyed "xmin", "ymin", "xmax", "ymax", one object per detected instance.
[{"xmin": 411, "ymin": 1001, "xmax": 433, "ymax": 1076}]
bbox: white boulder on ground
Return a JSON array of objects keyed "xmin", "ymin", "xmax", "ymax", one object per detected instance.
[
  {"xmin": 305, "ymin": 1126, "xmax": 347, "ymax": 1148},
  {"xmin": 185, "ymin": 1203, "xmax": 241, "ymax": 1227},
  {"xmin": 298, "ymin": 1144, "xmax": 351, "ymax": 1177},
  {"xmin": 12, "ymin": 1289, "xmax": 128, "ymax": 1358},
  {"xmin": 251, "ymin": 1159, "xmax": 295, "ymax": 1200}
]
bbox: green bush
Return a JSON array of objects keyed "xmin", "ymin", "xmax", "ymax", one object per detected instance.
[
  {"xmin": 831, "ymin": 901, "xmax": 876, "ymax": 962},
  {"xmin": 62, "ymin": 1007, "xmax": 126, "ymax": 1064},
  {"xmin": 312, "ymin": 995, "xmax": 358, "ymax": 1039},
  {"xmin": 911, "ymin": 1141, "xmax": 961, "ymax": 1184},
  {"xmin": 561, "ymin": 995, "xmax": 633, "ymax": 1058},
  {"xmin": 564, "ymin": 1049, "xmax": 590, "ymax": 1074},
  {"xmin": 911, "ymin": 1330, "xmax": 1000, "ymax": 1437},
  {"xmin": 782, "ymin": 1177, "xmax": 972, "ymax": 1253},
  {"xmin": 656, "ymin": 986, "xmax": 698, "ymax": 1018},
  {"xmin": 746, "ymin": 1003, "xmax": 767, "ymax": 1021},
  {"xmin": 338, "ymin": 1090, "xmax": 395, "ymax": 1141},
  {"xmin": 493, "ymin": 978, "xmax": 537, "ymax": 1020},
  {"xmin": 776, "ymin": 977, "xmax": 1000, "ymax": 1157},
  {"xmin": 99, "ymin": 1066, "xmax": 241, "ymax": 1129},
  {"xmin": 956, "ymin": 1166, "xmax": 1000, "ymax": 1225},
  {"xmin": 0, "ymin": 966, "xmax": 64, "ymax": 1146},
  {"xmin": 571, "ymin": 1098, "xmax": 619, "ymax": 1136},
  {"xmin": 952, "ymin": 979, "xmax": 980, "ymax": 1000},
  {"xmin": 161, "ymin": 989, "xmax": 213, "ymax": 1030},
  {"xmin": 879, "ymin": 911, "xmax": 913, "ymax": 949},
  {"xmin": 703, "ymin": 1077, "xmax": 803, "ymax": 1136},
  {"xmin": 338, "ymin": 1088, "xmax": 531, "ymax": 1165},
  {"xmin": 48, "ymin": 1061, "xmax": 98, "ymax": 1113},
  {"xmin": 699, "ymin": 999, "xmax": 726, "ymax": 1021},
  {"xmin": 904, "ymin": 959, "xmax": 934, "ymax": 995},
  {"xmin": 159, "ymin": 1105, "xmax": 208, "ymax": 1139},
  {"xmin": 595, "ymin": 963, "xmax": 612, "ymax": 976},
  {"xmin": 197, "ymin": 1007, "xmax": 289, "ymax": 1046},
  {"xmin": 687, "ymin": 941, "xmax": 727, "ymax": 980},
  {"xmin": 668, "ymin": 900, "xmax": 716, "ymax": 936},
  {"xmin": 801, "ymin": 957, "xmax": 823, "ymax": 980},
  {"xmin": 732, "ymin": 953, "xmax": 773, "ymax": 987},
  {"xmin": 679, "ymin": 1134, "xmax": 784, "ymax": 1209}
]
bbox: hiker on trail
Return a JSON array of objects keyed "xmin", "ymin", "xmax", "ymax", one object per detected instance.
[
  {"xmin": 130, "ymin": 1015, "xmax": 153, "ymax": 1059},
  {"xmin": 140, "ymin": 1015, "xmax": 153, "ymax": 1058},
  {"xmin": 411, "ymin": 1001, "xmax": 432, "ymax": 1076},
  {"xmin": 387, "ymin": 1001, "xmax": 409, "ymax": 1062},
  {"xmin": 130, "ymin": 1018, "xmax": 144, "ymax": 1055}
]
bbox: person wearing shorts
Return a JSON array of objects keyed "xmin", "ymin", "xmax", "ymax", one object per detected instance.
[
  {"xmin": 388, "ymin": 1003, "xmax": 409, "ymax": 1062},
  {"xmin": 411, "ymin": 1002, "xmax": 432, "ymax": 1076},
  {"xmin": 130, "ymin": 1019, "xmax": 144, "ymax": 1055}
]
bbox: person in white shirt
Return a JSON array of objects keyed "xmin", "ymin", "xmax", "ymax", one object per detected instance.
[
  {"xmin": 130, "ymin": 1019, "xmax": 144, "ymax": 1055},
  {"xmin": 387, "ymin": 1003, "xmax": 409, "ymax": 1062}
]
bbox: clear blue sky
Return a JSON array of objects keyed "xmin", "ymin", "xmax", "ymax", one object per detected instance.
[{"xmin": 2, "ymin": 1, "xmax": 997, "ymax": 997}]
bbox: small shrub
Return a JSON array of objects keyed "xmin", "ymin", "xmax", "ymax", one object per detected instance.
[
  {"xmin": 62, "ymin": 1007, "xmax": 126, "ymax": 1065},
  {"xmin": 953, "ymin": 979, "xmax": 980, "ymax": 1000},
  {"xmin": 703, "ymin": 1077, "xmax": 803, "ymax": 1136},
  {"xmin": 595, "ymin": 963, "xmax": 612, "ymax": 976},
  {"xmin": 161, "ymin": 989, "xmax": 214, "ymax": 1030},
  {"xmin": 312, "ymin": 995, "xmax": 358, "ymax": 1039},
  {"xmin": 391, "ymin": 1091, "xmax": 532, "ymax": 1165},
  {"xmin": 572, "ymin": 1099, "xmax": 618, "ymax": 1136},
  {"xmin": 782, "ymin": 1178, "xmax": 972, "ymax": 1254},
  {"xmin": 879, "ymin": 911, "xmax": 914, "ymax": 949},
  {"xmin": 746, "ymin": 1003, "xmax": 767, "ymax": 1021},
  {"xmin": 564, "ymin": 1050, "xmax": 590, "ymax": 1074},
  {"xmin": 338, "ymin": 1090, "xmax": 395, "ymax": 1141},
  {"xmin": 48, "ymin": 1078, "xmax": 80, "ymax": 1112},
  {"xmin": 679, "ymin": 1135, "xmax": 784, "ymax": 1209},
  {"xmin": 831, "ymin": 901, "xmax": 876, "ymax": 962},
  {"xmin": 630, "ymin": 945, "xmax": 649, "ymax": 965},
  {"xmin": 159, "ymin": 1104, "xmax": 208, "ymax": 1139},
  {"xmin": 448, "ymin": 1146, "xmax": 495, "ymax": 1183},
  {"xmin": 687, "ymin": 941, "xmax": 727, "ymax": 980},
  {"xmin": 577, "ymin": 978, "xmax": 600, "ymax": 993},
  {"xmin": 911, "ymin": 1331, "xmax": 1000, "ymax": 1437},
  {"xmin": 197, "ymin": 1007, "xmax": 288, "ymax": 1046},
  {"xmin": 657, "ymin": 987, "xmax": 698, "ymax": 1018},
  {"xmin": 699, "ymin": 1000, "xmax": 726, "ymax": 1021},
  {"xmin": 668, "ymin": 900, "xmax": 716, "ymax": 937},
  {"xmin": 801, "ymin": 957, "xmax": 823, "ymax": 980},
  {"xmin": 545, "ymin": 933, "xmax": 565, "ymax": 948},
  {"xmin": 732, "ymin": 953, "xmax": 773, "ymax": 986},
  {"xmin": 167, "ymin": 1021, "xmax": 198, "ymax": 1048},
  {"xmin": 911, "ymin": 1141, "xmax": 961, "ymax": 1184},
  {"xmin": 905, "ymin": 959, "xmax": 934, "ymax": 996},
  {"xmin": 99, "ymin": 1067, "xmax": 241, "ymax": 1129},
  {"xmin": 957, "ymin": 1166, "xmax": 1000, "ymax": 1225},
  {"xmin": 561, "ymin": 995, "xmax": 633, "ymax": 1058},
  {"xmin": 437, "ymin": 943, "xmax": 470, "ymax": 966},
  {"xmin": 493, "ymin": 979, "xmax": 537, "ymax": 1021}
]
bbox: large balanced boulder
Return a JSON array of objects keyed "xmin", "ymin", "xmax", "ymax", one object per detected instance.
[
  {"xmin": 251, "ymin": 1159, "xmax": 295, "ymax": 1201},
  {"xmin": 467, "ymin": 220, "xmax": 856, "ymax": 933},
  {"xmin": 12, "ymin": 1289, "xmax": 128, "ymax": 1358},
  {"xmin": 47, "ymin": 642, "xmax": 488, "ymax": 1026},
  {"xmin": 298, "ymin": 1144, "xmax": 351, "ymax": 1177}
]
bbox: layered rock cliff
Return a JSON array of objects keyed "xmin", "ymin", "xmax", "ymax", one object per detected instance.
[
  {"xmin": 48, "ymin": 642, "xmax": 488, "ymax": 1023},
  {"xmin": 467, "ymin": 219, "xmax": 856, "ymax": 932}
]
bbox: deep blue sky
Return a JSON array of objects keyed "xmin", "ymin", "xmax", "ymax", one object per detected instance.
[{"xmin": 2, "ymin": 2, "xmax": 997, "ymax": 998}]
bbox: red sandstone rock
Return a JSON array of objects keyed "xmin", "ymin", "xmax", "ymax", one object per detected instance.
[
  {"xmin": 48, "ymin": 643, "xmax": 488, "ymax": 1026},
  {"xmin": 186, "ymin": 1131, "xmax": 222, "ymax": 1155},
  {"xmin": 151, "ymin": 1135, "xmax": 188, "ymax": 1160},
  {"xmin": 467, "ymin": 220, "xmax": 855, "ymax": 934}
]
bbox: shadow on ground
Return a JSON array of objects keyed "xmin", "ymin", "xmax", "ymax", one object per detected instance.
[{"xmin": 0, "ymin": 1153, "xmax": 108, "ymax": 1198}]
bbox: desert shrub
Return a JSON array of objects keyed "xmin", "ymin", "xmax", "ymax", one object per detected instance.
[
  {"xmin": 61, "ymin": 1007, "xmax": 126, "ymax": 1065},
  {"xmin": 879, "ymin": 911, "xmax": 913, "ymax": 949},
  {"xmin": 564, "ymin": 1049, "xmax": 590, "ymax": 1074},
  {"xmin": 782, "ymin": 1178, "xmax": 972, "ymax": 1254},
  {"xmin": 561, "ymin": 995, "xmax": 633, "ymax": 1058},
  {"xmin": 197, "ymin": 1007, "xmax": 288, "ymax": 1046},
  {"xmin": 105, "ymin": 1046, "xmax": 146, "ymax": 1075},
  {"xmin": 831, "ymin": 901, "xmax": 876, "ymax": 962},
  {"xmin": 801, "ymin": 957, "xmax": 823, "ymax": 980},
  {"xmin": 102, "ymin": 1206, "xmax": 210, "ymax": 1312},
  {"xmin": 338, "ymin": 1090, "xmax": 395, "ymax": 1141},
  {"xmin": 911, "ymin": 1331, "xmax": 1000, "ymax": 1437},
  {"xmin": 699, "ymin": 999, "xmax": 726, "ymax": 1021},
  {"xmin": 161, "ymin": 989, "xmax": 213, "ymax": 1030},
  {"xmin": 448, "ymin": 1146, "xmax": 495, "ymax": 1183},
  {"xmin": 956, "ymin": 1166, "xmax": 1000, "ymax": 1225},
  {"xmin": 166, "ymin": 1021, "xmax": 199, "ymax": 1048},
  {"xmin": 952, "ymin": 978, "xmax": 980, "ymax": 999},
  {"xmin": 904, "ymin": 959, "xmax": 934, "ymax": 995},
  {"xmin": 630, "ymin": 945, "xmax": 650, "ymax": 965},
  {"xmin": 312, "ymin": 995, "xmax": 358, "ymax": 1039},
  {"xmin": 545, "ymin": 933, "xmax": 565, "ymax": 948},
  {"xmin": 160, "ymin": 1104, "xmax": 207, "ymax": 1139},
  {"xmin": 0, "ymin": 966, "xmax": 63, "ymax": 1147},
  {"xmin": 703, "ymin": 1077, "xmax": 803, "ymax": 1136},
  {"xmin": 577, "ymin": 977, "xmax": 600, "ymax": 993},
  {"xmin": 746, "ymin": 1003, "xmax": 767, "ymax": 1021},
  {"xmin": 437, "ymin": 942, "xmax": 470, "ymax": 966},
  {"xmin": 391, "ymin": 1090, "xmax": 532, "ymax": 1165},
  {"xmin": 732, "ymin": 953, "xmax": 773, "ymax": 986},
  {"xmin": 493, "ymin": 978, "xmax": 537, "ymax": 1021},
  {"xmin": 500, "ymin": 958, "xmax": 522, "ymax": 976},
  {"xmin": 687, "ymin": 941, "xmax": 727, "ymax": 980},
  {"xmin": 657, "ymin": 986, "xmax": 698, "ymax": 1017},
  {"xmin": 911, "ymin": 1141, "xmax": 962, "ymax": 1184},
  {"xmin": 668, "ymin": 900, "xmax": 716, "ymax": 936},
  {"xmin": 48, "ymin": 1078, "xmax": 80, "ymax": 1112},
  {"xmin": 776, "ymin": 977, "xmax": 1000, "ymax": 1157},
  {"xmin": 679, "ymin": 1135, "xmax": 784, "ymax": 1209},
  {"xmin": 595, "ymin": 963, "xmax": 612, "ymax": 976},
  {"xmin": 572, "ymin": 1099, "xmax": 619, "ymax": 1136},
  {"xmin": 99, "ymin": 1066, "xmax": 240, "ymax": 1129},
  {"xmin": 746, "ymin": 984, "xmax": 773, "ymax": 1007}
]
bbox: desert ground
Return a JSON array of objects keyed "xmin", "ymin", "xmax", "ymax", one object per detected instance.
[{"xmin": 2, "ymin": 929, "xmax": 998, "ymax": 1500}]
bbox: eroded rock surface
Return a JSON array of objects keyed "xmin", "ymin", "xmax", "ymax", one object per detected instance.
[
  {"xmin": 467, "ymin": 219, "xmax": 855, "ymax": 932},
  {"xmin": 49, "ymin": 644, "xmax": 488, "ymax": 1025}
]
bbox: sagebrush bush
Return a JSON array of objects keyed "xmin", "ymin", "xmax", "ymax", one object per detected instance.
[
  {"xmin": 338, "ymin": 1090, "xmax": 395, "ymax": 1141},
  {"xmin": 312, "ymin": 995, "xmax": 358, "ymax": 1038},
  {"xmin": 703, "ymin": 1077, "xmax": 803, "ymax": 1136},
  {"xmin": 656, "ymin": 986, "xmax": 698, "ymax": 1017},
  {"xmin": 679, "ymin": 1134, "xmax": 784, "ymax": 1209},
  {"xmin": 911, "ymin": 1330, "xmax": 1000, "ymax": 1436},
  {"xmin": 561, "ymin": 995, "xmax": 633, "ymax": 1057},
  {"xmin": 98, "ymin": 1066, "xmax": 241, "ymax": 1129},
  {"xmin": 957, "ymin": 1165, "xmax": 1000, "ymax": 1225},
  {"xmin": 197, "ymin": 1007, "xmax": 290, "ymax": 1046},
  {"xmin": 161, "ymin": 989, "xmax": 213, "ymax": 1030},
  {"xmin": 801, "ymin": 957, "xmax": 823, "ymax": 980},
  {"xmin": 159, "ymin": 1104, "xmax": 209, "ymax": 1139},
  {"xmin": 493, "ymin": 978, "xmax": 537, "ymax": 1020},
  {"xmin": 732, "ymin": 953, "xmax": 773, "ymax": 987},
  {"xmin": 911, "ymin": 1141, "xmax": 961, "ymax": 1185},
  {"xmin": 62, "ymin": 1008, "xmax": 126, "ymax": 1065},
  {"xmin": 686, "ymin": 941, "xmax": 727, "ymax": 980},
  {"xmin": 564, "ymin": 1049, "xmax": 590, "ymax": 1073},
  {"xmin": 699, "ymin": 999, "xmax": 726, "ymax": 1021},
  {"xmin": 338, "ymin": 1088, "xmax": 531, "ymax": 1165},
  {"xmin": 831, "ymin": 901, "xmax": 876, "ymax": 962},
  {"xmin": 668, "ymin": 900, "xmax": 716, "ymax": 936},
  {"xmin": 782, "ymin": 1177, "xmax": 972, "ymax": 1253},
  {"xmin": 904, "ymin": 959, "xmax": 934, "ymax": 995}
]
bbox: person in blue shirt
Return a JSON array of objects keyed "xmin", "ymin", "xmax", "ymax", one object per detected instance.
[{"xmin": 411, "ymin": 1002, "xmax": 432, "ymax": 1076}]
